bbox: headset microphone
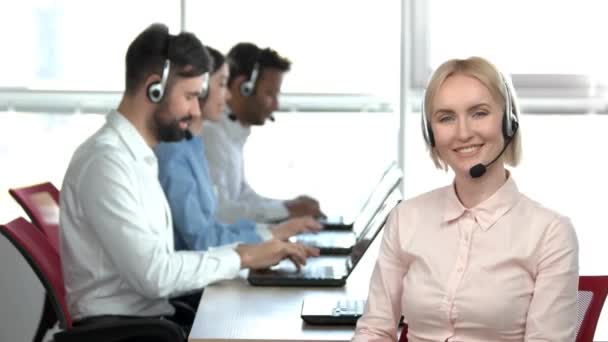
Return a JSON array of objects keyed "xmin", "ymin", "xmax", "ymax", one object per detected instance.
[
  {"xmin": 228, "ymin": 113, "xmax": 275, "ymax": 122},
  {"xmin": 469, "ymin": 121, "xmax": 518, "ymax": 178},
  {"xmin": 184, "ymin": 129, "xmax": 193, "ymax": 141}
]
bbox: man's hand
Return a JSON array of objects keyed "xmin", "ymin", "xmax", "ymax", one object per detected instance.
[
  {"xmin": 271, "ymin": 216, "xmax": 322, "ymax": 241},
  {"xmin": 235, "ymin": 240, "xmax": 320, "ymax": 270},
  {"xmin": 285, "ymin": 195, "xmax": 326, "ymax": 218}
]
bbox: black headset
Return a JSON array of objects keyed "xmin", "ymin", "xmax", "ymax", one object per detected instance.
[
  {"xmin": 240, "ymin": 61, "xmax": 260, "ymax": 97},
  {"xmin": 421, "ymin": 72, "xmax": 519, "ymax": 147}
]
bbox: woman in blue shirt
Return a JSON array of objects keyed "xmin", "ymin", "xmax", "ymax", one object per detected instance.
[{"xmin": 156, "ymin": 46, "xmax": 321, "ymax": 253}]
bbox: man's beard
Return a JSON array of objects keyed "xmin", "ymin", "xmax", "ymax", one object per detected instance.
[
  {"xmin": 153, "ymin": 105, "xmax": 192, "ymax": 142},
  {"xmin": 246, "ymin": 108, "xmax": 268, "ymax": 126}
]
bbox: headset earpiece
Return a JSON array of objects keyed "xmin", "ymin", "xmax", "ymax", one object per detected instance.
[
  {"xmin": 420, "ymin": 95, "xmax": 435, "ymax": 147},
  {"xmin": 500, "ymin": 73, "xmax": 519, "ymax": 139},
  {"xmin": 147, "ymin": 59, "xmax": 171, "ymax": 104},
  {"xmin": 240, "ymin": 62, "xmax": 260, "ymax": 97},
  {"xmin": 199, "ymin": 72, "xmax": 210, "ymax": 101}
]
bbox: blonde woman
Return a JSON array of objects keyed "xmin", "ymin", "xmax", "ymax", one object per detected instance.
[{"xmin": 353, "ymin": 56, "xmax": 578, "ymax": 341}]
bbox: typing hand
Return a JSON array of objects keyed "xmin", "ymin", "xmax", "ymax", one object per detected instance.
[
  {"xmin": 271, "ymin": 216, "xmax": 322, "ymax": 241},
  {"xmin": 285, "ymin": 195, "xmax": 326, "ymax": 219},
  {"xmin": 236, "ymin": 240, "xmax": 320, "ymax": 270}
]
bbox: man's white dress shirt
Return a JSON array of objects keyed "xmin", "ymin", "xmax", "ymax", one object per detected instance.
[{"xmin": 60, "ymin": 110, "xmax": 241, "ymax": 320}]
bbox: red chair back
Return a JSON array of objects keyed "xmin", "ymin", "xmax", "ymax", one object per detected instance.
[
  {"xmin": 0, "ymin": 217, "xmax": 72, "ymax": 328},
  {"xmin": 576, "ymin": 275, "xmax": 608, "ymax": 342},
  {"xmin": 398, "ymin": 323, "xmax": 408, "ymax": 342},
  {"xmin": 9, "ymin": 182, "xmax": 60, "ymax": 252}
]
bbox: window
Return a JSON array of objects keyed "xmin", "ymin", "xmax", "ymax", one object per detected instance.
[
  {"xmin": 414, "ymin": 0, "xmax": 608, "ymax": 102},
  {"xmin": 185, "ymin": 0, "xmax": 401, "ymax": 96},
  {"xmin": 0, "ymin": 0, "xmax": 179, "ymax": 91},
  {"xmin": 429, "ymin": 0, "xmax": 608, "ymax": 76},
  {"xmin": 184, "ymin": 0, "xmax": 402, "ymax": 213},
  {"xmin": 243, "ymin": 111, "xmax": 398, "ymax": 218}
]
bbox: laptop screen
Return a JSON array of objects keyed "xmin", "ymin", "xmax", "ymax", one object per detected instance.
[
  {"xmin": 351, "ymin": 165, "xmax": 402, "ymax": 238},
  {"xmin": 344, "ymin": 190, "xmax": 401, "ymax": 276}
]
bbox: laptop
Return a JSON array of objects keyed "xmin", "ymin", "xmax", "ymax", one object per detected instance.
[
  {"xmin": 293, "ymin": 166, "xmax": 402, "ymax": 255},
  {"xmin": 300, "ymin": 297, "xmax": 366, "ymax": 325},
  {"xmin": 300, "ymin": 297, "xmax": 405, "ymax": 326},
  {"xmin": 248, "ymin": 191, "xmax": 400, "ymax": 287},
  {"xmin": 321, "ymin": 161, "xmax": 402, "ymax": 231}
]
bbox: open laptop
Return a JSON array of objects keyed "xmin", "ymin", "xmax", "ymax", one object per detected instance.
[
  {"xmin": 321, "ymin": 161, "xmax": 402, "ymax": 231},
  {"xmin": 293, "ymin": 165, "xmax": 402, "ymax": 255},
  {"xmin": 248, "ymin": 191, "xmax": 400, "ymax": 287}
]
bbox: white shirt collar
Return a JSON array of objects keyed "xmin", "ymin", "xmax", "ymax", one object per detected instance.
[{"xmin": 107, "ymin": 110, "xmax": 157, "ymax": 166}]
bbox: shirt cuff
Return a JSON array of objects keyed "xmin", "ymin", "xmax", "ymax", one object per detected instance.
[
  {"xmin": 205, "ymin": 247, "xmax": 242, "ymax": 276},
  {"xmin": 255, "ymin": 223, "xmax": 273, "ymax": 241}
]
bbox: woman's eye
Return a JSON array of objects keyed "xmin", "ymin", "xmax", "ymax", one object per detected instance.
[{"xmin": 438, "ymin": 115, "xmax": 454, "ymax": 123}]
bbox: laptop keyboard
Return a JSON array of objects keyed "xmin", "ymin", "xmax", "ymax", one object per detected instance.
[
  {"xmin": 285, "ymin": 265, "xmax": 335, "ymax": 279},
  {"xmin": 333, "ymin": 299, "xmax": 366, "ymax": 316},
  {"xmin": 297, "ymin": 233, "xmax": 352, "ymax": 246}
]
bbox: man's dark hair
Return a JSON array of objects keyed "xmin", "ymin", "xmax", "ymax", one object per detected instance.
[
  {"xmin": 205, "ymin": 46, "xmax": 226, "ymax": 75},
  {"xmin": 226, "ymin": 42, "xmax": 291, "ymax": 86},
  {"xmin": 124, "ymin": 23, "xmax": 211, "ymax": 94}
]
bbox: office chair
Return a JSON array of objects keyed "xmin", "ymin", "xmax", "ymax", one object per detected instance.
[
  {"xmin": 577, "ymin": 275, "xmax": 608, "ymax": 342},
  {"xmin": 0, "ymin": 217, "xmax": 186, "ymax": 342},
  {"xmin": 9, "ymin": 182, "xmax": 64, "ymax": 341},
  {"xmin": 9, "ymin": 183, "xmax": 196, "ymax": 340},
  {"xmin": 9, "ymin": 182, "xmax": 60, "ymax": 252},
  {"xmin": 398, "ymin": 323, "xmax": 408, "ymax": 342},
  {"xmin": 9, "ymin": 183, "xmax": 62, "ymax": 341}
]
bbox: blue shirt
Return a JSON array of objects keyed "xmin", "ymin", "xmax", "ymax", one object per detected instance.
[{"xmin": 155, "ymin": 136, "xmax": 263, "ymax": 251}]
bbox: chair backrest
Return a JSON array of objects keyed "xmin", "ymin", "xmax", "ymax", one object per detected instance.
[
  {"xmin": 0, "ymin": 217, "xmax": 72, "ymax": 329},
  {"xmin": 9, "ymin": 182, "xmax": 60, "ymax": 252},
  {"xmin": 576, "ymin": 275, "xmax": 608, "ymax": 342},
  {"xmin": 398, "ymin": 323, "xmax": 408, "ymax": 342}
]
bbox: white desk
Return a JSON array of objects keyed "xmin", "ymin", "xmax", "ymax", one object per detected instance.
[{"xmin": 189, "ymin": 235, "xmax": 382, "ymax": 342}]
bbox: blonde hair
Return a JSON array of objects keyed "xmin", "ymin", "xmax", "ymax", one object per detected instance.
[{"xmin": 423, "ymin": 56, "xmax": 522, "ymax": 170}]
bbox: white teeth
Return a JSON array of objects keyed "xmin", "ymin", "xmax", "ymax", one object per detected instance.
[{"xmin": 456, "ymin": 145, "xmax": 480, "ymax": 153}]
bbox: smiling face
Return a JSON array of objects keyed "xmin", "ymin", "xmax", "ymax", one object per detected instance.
[
  {"xmin": 430, "ymin": 73, "xmax": 506, "ymax": 178},
  {"xmin": 202, "ymin": 63, "xmax": 231, "ymax": 122},
  {"xmin": 152, "ymin": 74, "xmax": 204, "ymax": 142},
  {"xmin": 188, "ymin": 63, "xmax": 231, "ymax": 135},
  {"xmin": 241, "ymin": 68, "xmax": 283, "ymax": 126}
]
